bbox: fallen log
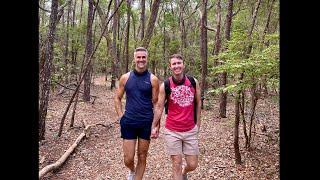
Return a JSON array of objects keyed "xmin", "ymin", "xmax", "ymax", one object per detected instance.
[{"xmin": 39, "ymin": 120, "xmax": 106, "ymax": 179}]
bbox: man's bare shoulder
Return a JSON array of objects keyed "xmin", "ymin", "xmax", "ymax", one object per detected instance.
[{"xmin": 119, "ymin": 72, "xmax": 131, "ymax": 85}]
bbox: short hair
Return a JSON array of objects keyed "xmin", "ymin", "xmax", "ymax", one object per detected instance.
[
  {"xmin": 134, "ymin": 47, "xmax": 148, "ymax": 56},
  {"xmin": 170, "ymin": 54, "xmax": 183, "ymax": 62}
]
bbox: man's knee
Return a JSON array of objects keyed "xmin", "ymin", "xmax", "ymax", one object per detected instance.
[
  {"xmin": 137, "ymin": 151, "xmax": 148, "ymax": 162},
  {"xmin": 186, "ymin": 159, "xmax": 198, "ymax": 171},
  {"xmin": 124, "ymin": 154, "xmax": 134, "ymax": 167},
  {"xmin": 171, "ymin": 155, "xmax": 183, "ymax": 169}
]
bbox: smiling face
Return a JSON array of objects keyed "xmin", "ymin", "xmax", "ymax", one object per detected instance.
[
  {"xmin": 169, "ymin": 57, "xmax": 185, "ymax": 77},
  {"xmin": 134, "ymin": 50, "xmax": 148, "ymax": 71}
]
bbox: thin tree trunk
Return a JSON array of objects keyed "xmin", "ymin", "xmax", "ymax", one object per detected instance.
[
  {"xmin": 71, "ymin": 0, "xmax": 78, "ymax": 82},
  {"xmin": 140, "ymin": 0, "xmax": 145, "ymax": 41},
  {"xmin": 83, "ymin": 0, "xmax": 95, "ymax": 102},
  {"xmin": 248, "ymin": 83, "xmax": 258, "ymax": 148},
  {"xmin": 212, "ymin": 0, "xmax": 221, "ymax": 89},
  {"xmin": 219, "ymin": 0, "xmax": 234, "ymax": 118},
  {"xmin": 39, "ymin": 0, "xmax": 59, "ymax": 141},
  {"xmin": 234, "ymin": 87, "xmax": 242, "ymax": 164},
  {"xmin": 124, "ymin": 0, "xmax": 131, "ymax": 73},
  {"xmin": 240, "ymin": 90, "xmax": 249, "ymax": 148},
  {"xmin": 240, "ymin": 0, "xmax": 262, "ymax": 149},
  {"xmin": 142, "ymin": 0, "xmax": 161, "ymax": 48},
  {"xmin": 131, "ymin": 12, "xmax": 137, "ymax": 47},
  {"xmin": 93, "ymin": 0, "xmax": 113, "ymax": 82},
  {"xmin": 163, "ymin": 4, "xmax": 167, "ymax": 78},
  {"xmin": 63, "ymin": 0, "xmax": 72, "ymax": 84},
  {"xmin": 111, "ymin": 0, "xmax": 119, "ymax": 90},
  {"xmin": 179, "ymin": 0, "xmax": 186, "ymax": 55},
  {"xmin": 261, "ymin": 0, "xmax": 276, "ymax": 96},
  {"xmin": 200, "ymin": 0, "xmax": 208, "ymax": 109}
]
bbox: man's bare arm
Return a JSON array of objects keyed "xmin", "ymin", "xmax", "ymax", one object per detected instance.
[
  {"xmin": 194, "ymin": 78, "xmax": 202, "ymax": 129},
  {"xmin": 114, "ymin": 73, "xmax": 129, "ymax": 119},
  {"xmin": 151, "ymin": 83, "xmax": 166, "ymax": 130},
  {"xmin": 151, "ymin": 74, "xmax": 159, "ymax": 107}
]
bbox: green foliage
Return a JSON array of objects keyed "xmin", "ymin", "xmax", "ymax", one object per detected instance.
[{"xmin": 208, "ymin": 29, "xmax": 279, "ymax": 95}]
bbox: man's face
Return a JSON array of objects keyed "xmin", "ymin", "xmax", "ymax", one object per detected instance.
[
  {"xmin": 134, "ymin": 51, "xmax": 148, "ymax": 70},
  {"xmin": 169, "ymin": 58, "xmax": 184, "ymax": 76}
]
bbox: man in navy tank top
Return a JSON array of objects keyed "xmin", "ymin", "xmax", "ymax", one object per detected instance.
[{"xmin": 114, "ymin": 47, "xmax": 159, "ymax": 180}]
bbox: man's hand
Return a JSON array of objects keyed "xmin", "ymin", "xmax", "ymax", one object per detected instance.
[{"xmin": 150, "ymin": 127, "xmax": 159, "ymax": 139}]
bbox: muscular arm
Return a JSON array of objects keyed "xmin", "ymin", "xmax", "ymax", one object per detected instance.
[
  {"xmin": 151, "ymin": 83, "xmax": 166, "ymax": 130},
  {"xmin": 194, "ymin": 78, "xmax": 202, "ymax": 129},
  {"xmin": 114, "ymin": 73, "xmax": 129, "ymax": 120},
  {"xmin": 151, "ymin": 74, "xmax": 159, "ymax": 108}
]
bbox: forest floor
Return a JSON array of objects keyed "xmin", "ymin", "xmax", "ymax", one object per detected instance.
[{"xmin": 39, "ymin": 75, "xmax": 279, "ymax": 180}]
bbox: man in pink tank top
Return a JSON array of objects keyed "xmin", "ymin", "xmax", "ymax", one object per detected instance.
[{"xmin": 151, "ymin": 54, "xmax": 201, "ymax": 180}]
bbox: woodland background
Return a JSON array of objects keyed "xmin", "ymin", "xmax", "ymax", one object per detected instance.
[{"xmin": 38, "ymin": 0, "xmax": 279, "ymax": 179}]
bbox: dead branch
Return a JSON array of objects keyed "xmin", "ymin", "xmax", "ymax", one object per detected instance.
[
  {"xmin": 39, "ymin": 131, "xmax": 86, "ymax": 178},
  {"xmin": 39, "ymin": 121, "xmax": 108, "ymax": 179}
]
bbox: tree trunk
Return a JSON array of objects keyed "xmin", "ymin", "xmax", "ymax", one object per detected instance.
[
  {"xmin": 200, "ymin": 0, "xmax": 208, "ymax": 109},
  {"xmin": 124, "ymin": 0, "xmax": 131, "ymax": 73},
  {"xmin": 131, "ymin": 12, "xmax": 137, "ymax": 47},
  {"xmin": 71, "ymin": 0, "xmax": 78, "ymax": 82},
  {"xmin": 240, "ymin": 90, "xmax": 249, "ymax": 148},
  {"xmin": 142, "ymin": 0, "xmax": 160, "ymax": 48},
  {"xmin": 248, "ymin": 82, "xmax": 259, "ymax": 148},
  {"xmin": 83, "ymin": 0, "xmax": 95, "ymax": 102},
  {"xmin": 63, "ymin": 0, "xmax": 72, "ymax": 84},
  {"xmin": 163, "ymin": 4, "xmax": 167, "ymax": 78},
  {"xmin": 234, "ymin": 88, "xmax": 242, "ymax": 164},
  {"xmin": 140, "ymin": 0, "xmax": 145, "ymax": 41},
  {"xmin": 212, "ymin": 0, "xmax": 221, "ymax": 58},
  {"xmin": 111, "ymin": 0, "xmax": 119, "ymax": 90},
  {"xmin": 219, "ymin": 0, "xmax": 234, "ymax": 118},
  {"xmin": 260, "ymin": 0, "xmax": 276, "ymax": 96},
  {"xmin": 39, "ymin": 0, "xmax": 59, "ymax": 141},
  {"xmin": 212, "ymin": 0, "xmax": 221, "ymax": 89},
  {"xmin": 179, "ymin": 0, "xmax": 186, "ymax": 55}
]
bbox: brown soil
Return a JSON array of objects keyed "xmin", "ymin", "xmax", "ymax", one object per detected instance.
[{"xmin": 39, "ymin": 75, "xmax": 279, "ymax": 180}]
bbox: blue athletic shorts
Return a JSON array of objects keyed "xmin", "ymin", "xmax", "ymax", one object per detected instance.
[{"xmin": 120, "ymin": 116, "xmax": 152, "ymax": 140}]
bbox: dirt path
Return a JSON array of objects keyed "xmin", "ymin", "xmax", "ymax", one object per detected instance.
[{"xmin": 39, "ymin": 75, "xmax": 279, "ymax": 179}]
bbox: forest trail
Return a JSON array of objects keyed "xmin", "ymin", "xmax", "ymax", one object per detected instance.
[{"xmin": 39, "ymin": 75, "xmax": 279, "ymax": 180}]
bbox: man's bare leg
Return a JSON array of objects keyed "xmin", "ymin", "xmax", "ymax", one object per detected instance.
[
  {"xmin": 171, "ymin": 154, "xmax": 183, "ymax": 180},
  {"xmin": 123, "ymin": 139, "xmax": 136, "ymax": 172},
  {"xmin": 182, "ymin": 155, "xmax": 198, "ymax": 175},
  {"xmin": 135, "ymin": 138, "xmax": 150, "ymax": 180}
]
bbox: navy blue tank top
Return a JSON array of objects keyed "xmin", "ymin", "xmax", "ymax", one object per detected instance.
[{"xmin": 123, "ymin": 70, "xmax": 153, "ymax": 125}]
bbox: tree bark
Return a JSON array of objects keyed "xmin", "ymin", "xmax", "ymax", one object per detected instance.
[
  {"xmin": 240, "ymin": 91, "xmax": 249, "ymax": 148},
  {"xmin": 212, "ymin": 0, "xmax": 221, "ymax": 89},
  {"xmin": 142, "ymin": 0, "xmax": 161, "ymax": 48},
  {"xmin": 62, "ymin": 0, "xmax": 72, "ymax": 84},
  {"xmin": 219, "ymin": 0, "xmax": 234, "ymax": 118},
  {"xmin": 83, "ymin": 0, "xmax": 95, "ymax": 102},
  {"xmin": 200, "ymin": 0, "xmax": 208, "ymax": 109},
  {"xmin": 111, "ymin": 0, "xmax": 119, "ymax": 90},
  {"xmin": 163, "ymin": 4, "xmax": 167, "ymax": 78},
  {"xmin": 179, "ymin": 0, "xmax": 186, "ymax": 55},
  {"xmin": 124, "ymin": 0, "xmax": 131, "ymax": 73},
  {"xmin": 234, "ymin": 88, "xmax": 242, "ymax": 164},
  {"xmin": 39, "ymin": 0, "xmax": 59, "ymax": 141},
  {"xmin": 140, "ymin": 0, "xmax": 146, "ymax": 41},
  {"xmin": 70, "ymin": 0, "xmax": 78, "ymax": 82}
]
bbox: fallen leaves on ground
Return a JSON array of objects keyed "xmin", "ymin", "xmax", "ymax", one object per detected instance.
[{"xmin": 39, "ymin": 75, "xmax": 279, "ymax": 180}]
